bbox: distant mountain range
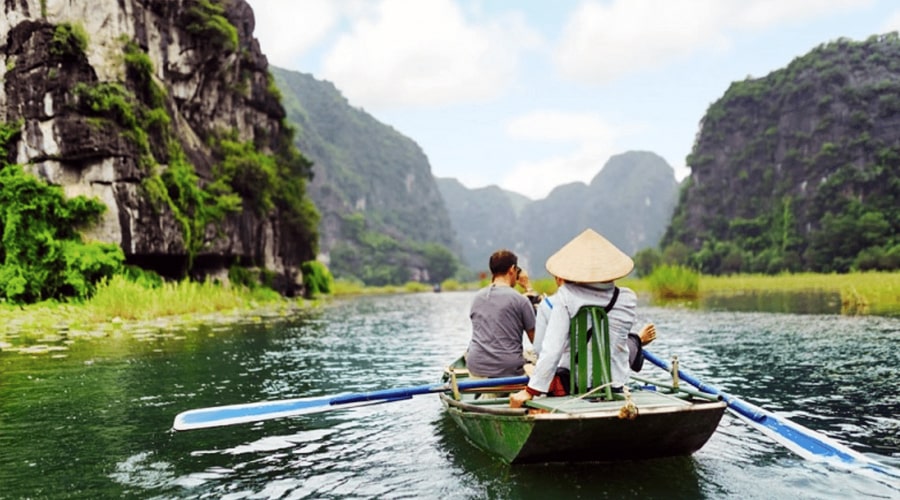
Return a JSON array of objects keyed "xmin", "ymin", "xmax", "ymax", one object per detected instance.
[
  {"xmin": 267, "ymin": 33, "xmax": 900, "ymax": 282},
  {"xmin": 438, "ymin": 151, "xmax": 680, "ymax": 276},
  {"xmin": 270, "ymin": 63, "xmax": 678, "ymax": 283},
  {"xmin": 272, "ymin": 66, "xmax": 681, "ymax": 282}
]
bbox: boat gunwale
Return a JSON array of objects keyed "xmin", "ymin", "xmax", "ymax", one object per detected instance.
[
  {"xmin": 441, "ymin": 392, "xmax": 727, "ymax": 420},
  {"xmin": 440, "ymin": 393, "xmax": 529, "ymax": 416}
]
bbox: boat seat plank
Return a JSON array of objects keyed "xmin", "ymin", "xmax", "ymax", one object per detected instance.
[{"xmin": 526, "ymin": 390, "xmax": 691, "ymax": 414}]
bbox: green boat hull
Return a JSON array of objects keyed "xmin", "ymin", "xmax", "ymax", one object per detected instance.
[{"xmin": 441, "ymin": 391, "xmax": 726, "ymax": 464}]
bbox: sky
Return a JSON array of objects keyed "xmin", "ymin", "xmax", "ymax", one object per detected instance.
[{"xmin": 244, "ymin": 0, "xmax": 900, "ymax": 200}]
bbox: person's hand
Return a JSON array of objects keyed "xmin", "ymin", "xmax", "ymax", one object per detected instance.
[
  {"xmin": 517, "ymin": 269, "xmax": 532, "ymax": 292},
  {"xmin": 639, "ymin": 323, "xmax": 657, "ymax": 345},
  {"xmin": 510, "ymin": 389, "xmax": 533, "ymax": 408}
]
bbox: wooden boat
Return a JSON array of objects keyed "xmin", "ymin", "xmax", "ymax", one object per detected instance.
[
  {"xmin": 440, "ymin": 356, "xmax": 727, "ymax": 464},
  {"xmin": 441, "ymin": 305, "xmax": 726, "ymax": 464}
]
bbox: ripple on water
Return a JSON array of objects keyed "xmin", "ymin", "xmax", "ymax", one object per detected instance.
[{"xmin": 7, "ymin": 292, "xmax": 898, "ymax": 499}]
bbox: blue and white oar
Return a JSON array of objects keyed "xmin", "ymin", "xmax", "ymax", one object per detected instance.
[
  {"xmin": 644, "ymin": 349, "xmax": 895, "ymax": 477},
  {"xmin": 173, "ymin": 375, "xmax": 528, "ymax": 431}
]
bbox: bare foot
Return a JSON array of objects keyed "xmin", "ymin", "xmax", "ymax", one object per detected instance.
[{"xmin": 639, "ymin": 323, "xmax": 657, "ymax": 345}]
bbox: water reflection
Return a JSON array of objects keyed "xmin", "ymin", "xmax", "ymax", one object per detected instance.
[{"xmin": 700, "ymin": 290, "xmax": 843, "ymax": 315}]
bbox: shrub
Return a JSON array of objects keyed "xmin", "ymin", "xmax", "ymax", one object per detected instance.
[
  {"xmin": 50, "ymin": 23, "xmax": 89, "ymax": 57},
  {"xmin": 301, "ymin": 260, "xmax": 334, "ymax": 297},
  {"xmin": 647, "ymin": 265, "xmax": 700, "ymax": 299},
  {"xmin": 634, "ymin": 248, "xmax": 662, "ymax": 277},
  {"xmin": 403, "ymin": 281, "xmax": 431, "ymax": 293},
  {"xmin": 185, "ymin": 0, "xmax": 239, "ymax": 51},
  {"xmin": 0, "ymin": 163, "xmax": 124, "ymax": 303}
]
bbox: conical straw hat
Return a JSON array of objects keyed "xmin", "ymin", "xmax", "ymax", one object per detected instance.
[{"xmin": 545, "ymin": 229, "xmax": 634, "ymax": 283}]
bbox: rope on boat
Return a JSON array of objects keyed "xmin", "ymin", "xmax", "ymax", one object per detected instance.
[
  {"xmin": 617, "ymin": 386, "xmax": 638, "ymax": 420},
  {"xmin": 549, "ymin": 382, "xmax": 612, "ymax": 413},
  {"xmin": 547, "ymin": 383, "xmax": 640, "ymax": 419}
]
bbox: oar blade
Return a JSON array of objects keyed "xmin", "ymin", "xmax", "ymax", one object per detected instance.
[
  {"xmin": 728, "ymin": 406, "xmax": 878, "ymax": 466},
  {"xmin": 172, "ymin": 375, "xmax": 530, "ymax": 431},
  {"xmin": 173, "ymin": 394, "xmax": 355, "ymax": 431},
  {"xmin": 644, "ymin": 349, "xmax": 892, "ymax": 475}
]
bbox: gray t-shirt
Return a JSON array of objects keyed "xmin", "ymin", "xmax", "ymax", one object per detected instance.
[{"xmin": 467, "ymin": 284, "xmax": 536, "ymax": 377}]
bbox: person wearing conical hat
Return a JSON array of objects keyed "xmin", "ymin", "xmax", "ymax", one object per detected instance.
[{"xmin": 510, "ymin": 229, "xmax": 653, "ymax": 408}]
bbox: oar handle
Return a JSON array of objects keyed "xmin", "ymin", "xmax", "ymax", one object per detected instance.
[
  {"xmin": 329, "ymin": 375, "xmax": 529, "ymax": 405},
  {"xmin": 643, "ymin": 350, "xmax": 766, "ymax": 422}
]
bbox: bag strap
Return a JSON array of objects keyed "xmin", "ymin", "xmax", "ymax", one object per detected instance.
[{"xmin": 585, "ymin": 287, "xmax": 619, "ymax": 343}]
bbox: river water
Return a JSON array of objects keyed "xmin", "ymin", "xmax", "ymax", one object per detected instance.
[{"xmin": 1, "ymin": 291, "xmax": 899, "ymax": 499}]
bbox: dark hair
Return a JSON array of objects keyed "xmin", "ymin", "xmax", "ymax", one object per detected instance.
[{"xmin": 489, "ymin": 249, "xmax": 518, "ymax": 276}]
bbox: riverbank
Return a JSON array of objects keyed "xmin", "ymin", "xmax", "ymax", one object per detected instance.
[
  {"xmin": 695, "ymin": 271, "xmax": 900, "ymax": 315},
  {"xmin": 3, "ymin": 270, "xmax": 898, "ymax": 348},
  {"xmin": 0, "ymin": 276, "xmax": 311, "ymax": 348},
  {"xmin": 521, "ymin": 271, "xmax": 900, "ymax": 316}
]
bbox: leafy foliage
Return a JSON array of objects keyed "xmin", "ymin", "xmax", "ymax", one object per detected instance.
[
  {"xmin": 300, "ymin": 260, "xmax": 333, "ymax": 297},
  {"xmin": 420, "ymin": 243, "xmax": 459, "ymax": 283},
  {"xmin": 325, "ymin": 212, "xmax": 459, "ymax": 286},
  {"xmin": 0, "ymin": 156, "xmax": 123, "ymax": 303},
  {"xmin": 157, "ymin": 146, "xmax": 242, "ymax": 263},
  {"xmin": 184, "ymin": 0, "xmax": 238, "ymax": 51},
  {"xmin": 633, "ymin": 248, "xmax": 662, "ymax": 278},
  {"xmin": 214, "ymin": 138, "xmax": 279, "ymax": 213},
  {"xmin": 50, "ymin": 22, "xmax": 88, "ymax": 57}
]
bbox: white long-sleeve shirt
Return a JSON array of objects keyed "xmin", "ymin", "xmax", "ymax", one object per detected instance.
[{"xmin": 528, "ymin": 282, "xmax": 639, "ymax": 393}]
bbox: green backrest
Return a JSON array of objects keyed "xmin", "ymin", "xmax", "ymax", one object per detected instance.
[{"xmin": 568, "ymin": 306, "xmax": 613, "ymax": 400}]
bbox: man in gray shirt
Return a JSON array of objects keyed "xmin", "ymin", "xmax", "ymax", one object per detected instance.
[{"xmin": 466, "ymin": 249, "xmax": 536, "ymax": 378}]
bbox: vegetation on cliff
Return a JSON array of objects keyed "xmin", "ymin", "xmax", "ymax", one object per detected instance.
[
  {"xmin": 661, "ymin": 34, "xmax": 900, "ymax": 275},
  {"xmin": 0, "ymin": 123, "xmax": 124, "ymax": 303},
  {"xmin": 271, "ymin": 67, "xmax": 459, "ymax": 286}
]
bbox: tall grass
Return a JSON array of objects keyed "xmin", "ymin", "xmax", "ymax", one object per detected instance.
[
  {"xmin": 647, "ymin": 265, "xmax": 700, "ymax": 299},
  {"xmin": 0, "ymin": 275, "xmax": 290, "ymax": 342},
  {"xmin": 84, "ymin": 275, "xmax": 281, "ymax": 321},
  {"xmin": 699, "ymin": 271, "xmax": 900, "ymax": 315}
]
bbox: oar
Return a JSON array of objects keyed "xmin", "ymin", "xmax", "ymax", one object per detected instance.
[
  {"xmin": 172, "ymin": 375, "xmax": 528, "ymax": 431},
  {"xmin": 643, "ymin": 349, "xmax": 894, "ymax": 476}
]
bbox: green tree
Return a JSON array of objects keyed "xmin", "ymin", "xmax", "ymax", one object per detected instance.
[
  {"xmin": 661, "ymin": 241, "xmax": 691, "ymax": 266},
  {"xmin": 633, "ymin": 248, "xmax": 662, "ymax": 277},
  {"xmin": 421, "ymin": 243, "xmax": 459, "ymax": 283},
  {"xmin": 807, "ymin": 206, "xmax": 891, "ymax": 272}
]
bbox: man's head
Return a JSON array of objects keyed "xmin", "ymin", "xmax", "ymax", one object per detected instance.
[{"xmin": 489, "ymin": 249, "xmax": 519, "ymax": 278}]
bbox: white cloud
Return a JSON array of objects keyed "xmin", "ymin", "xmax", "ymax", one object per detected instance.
[
  {"xmin": 501, "ymin": 110, "xmax": 620, "ymax": 199},
  {"xmin": 556, "ymin": 0, "xmax": 872, "ymax": 84},
  {"xmin": 319, "ymin": 0, "xmax": 541, "ymax": 110},
  {"xmin": 881, "ymin": 9, "xmax": 900, "ymax": 33},
  {"xmin": 501, "ymin": 146, "xmax": 615, "ymax": 200},
  {"xmin": 245, "ymin": 0, "xmax": 342, "ymax": 68},
  {"xmin": 732, "ymin": 0, "xmax": 871, "ymax": 30},
  {"xmin": 506, "ymin": 110, "xmax": 617, "ymax": 143}
]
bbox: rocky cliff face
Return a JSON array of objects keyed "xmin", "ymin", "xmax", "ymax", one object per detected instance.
[
  {"xmin": 436, "ymin": 178, "xmax": 528, "ymax": 271},
  {"xmin": 272, "ymin": 67, "xmax": 458, "ymax": 284},
  {"xmin": 665, "ymin": 34, "xmax": 900, "ymax": 273},
  {"xmin": 0, "ymin": 0, "xmax": 315, "ymax": 292}
]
